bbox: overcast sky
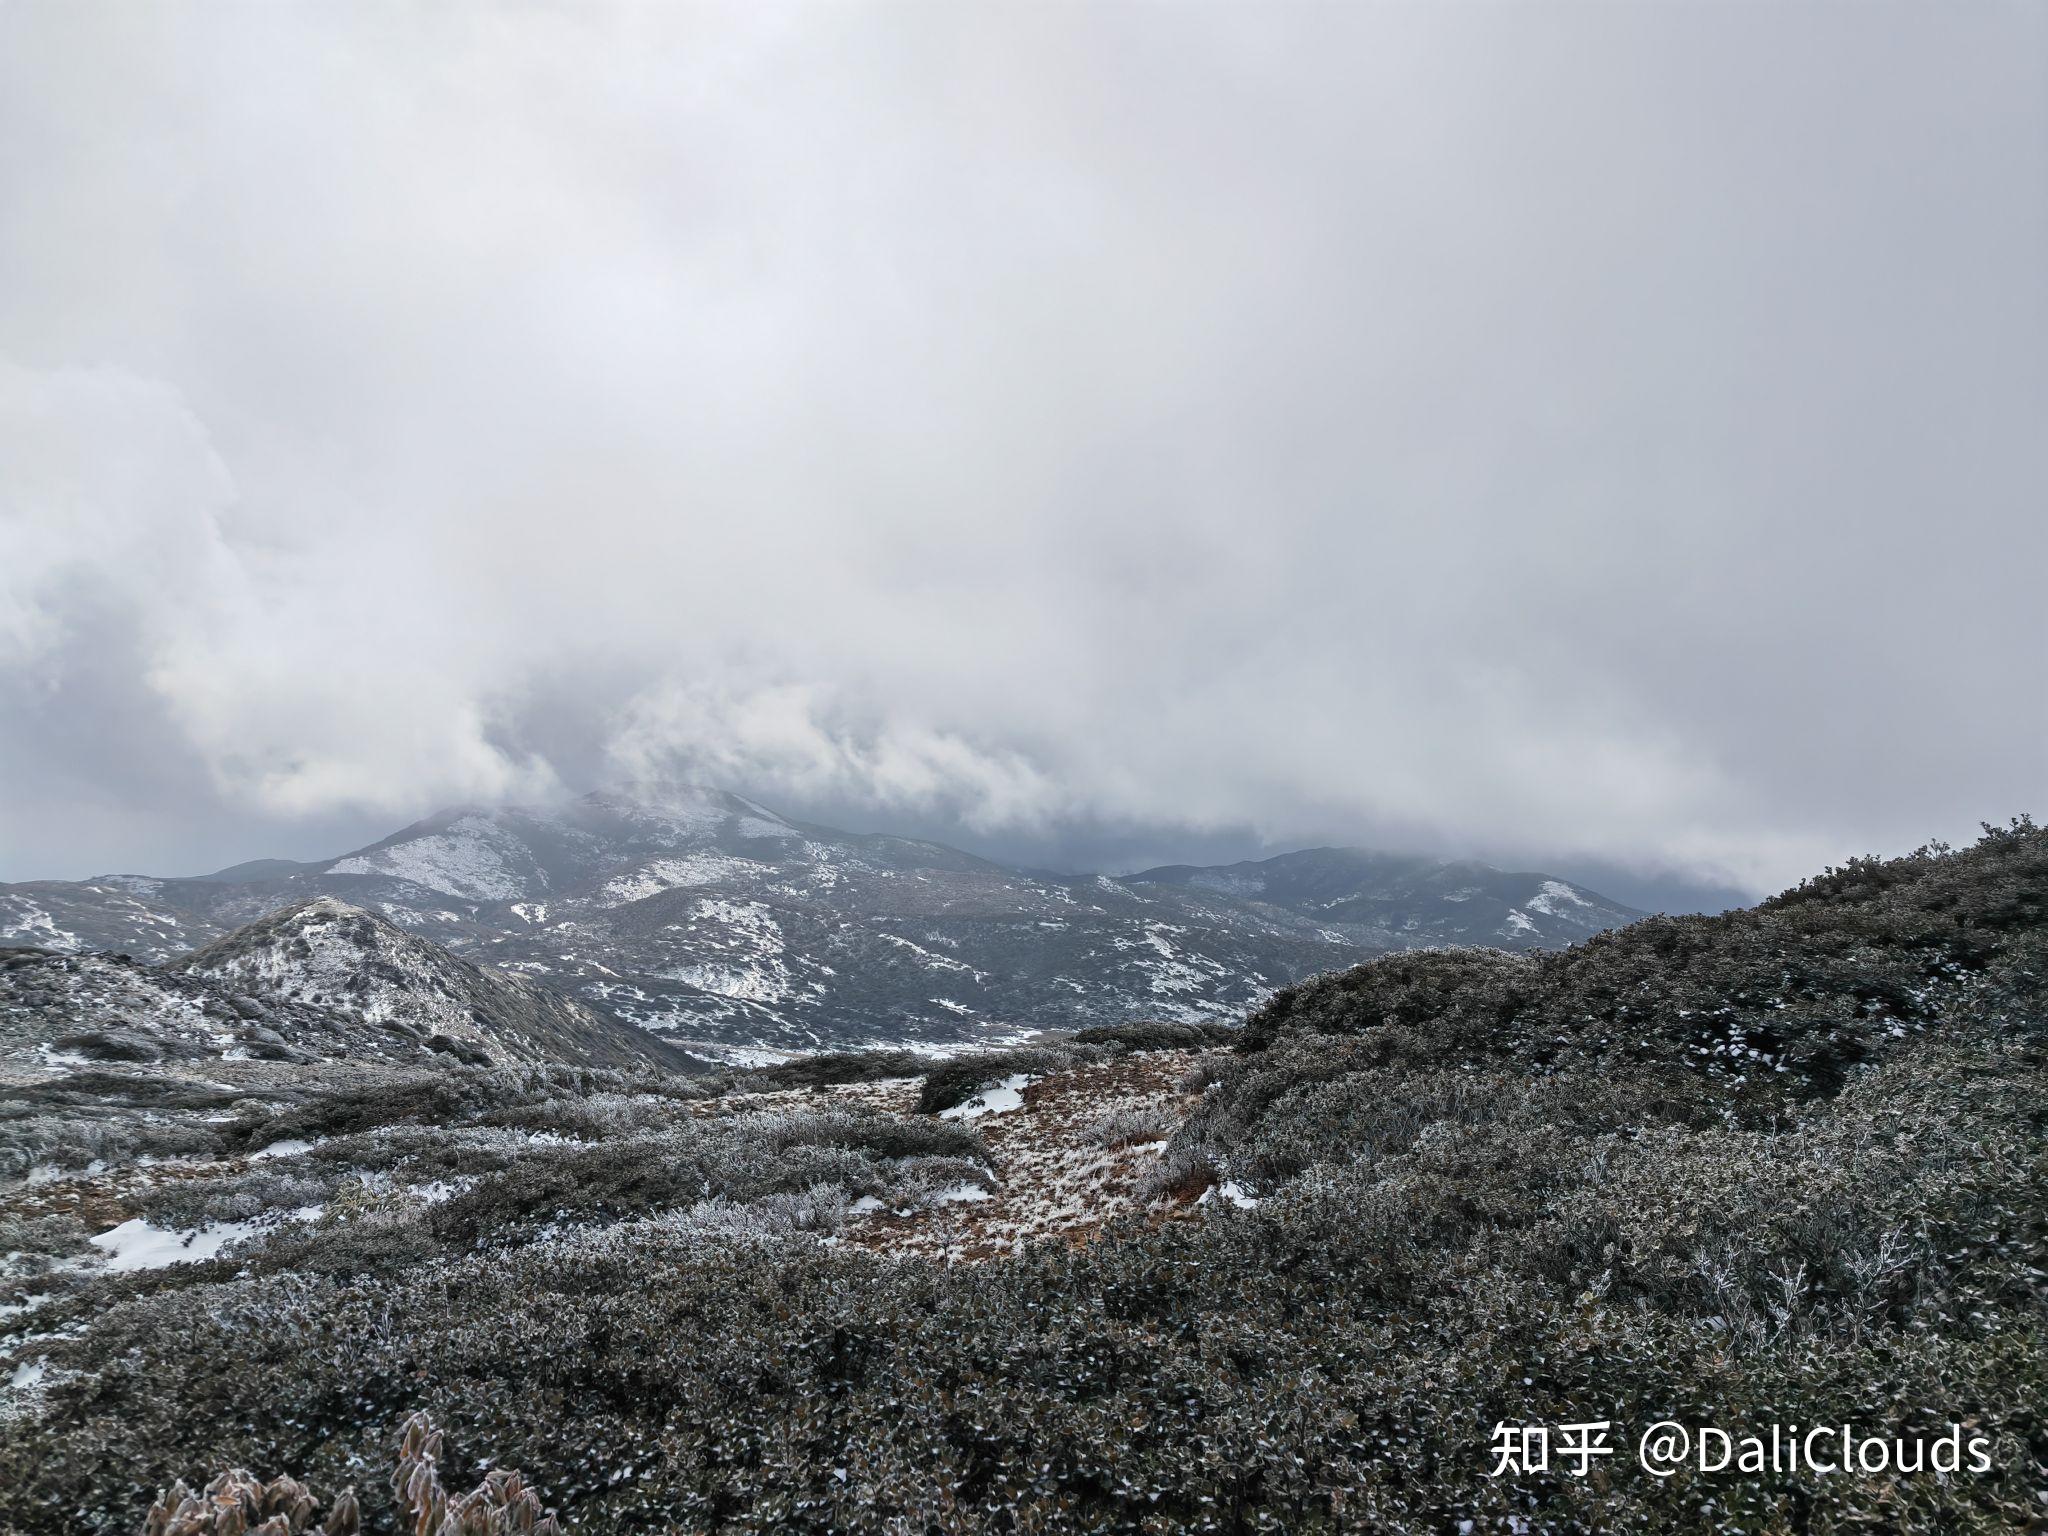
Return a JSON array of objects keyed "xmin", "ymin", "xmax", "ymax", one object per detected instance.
[{"xmin": 1, "ymin": 2, "xmax": 2042, "ymax": 902}]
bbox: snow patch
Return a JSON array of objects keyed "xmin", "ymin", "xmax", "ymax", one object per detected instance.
[
  {"xmin": 940, "ymin": 1073, "xmax": 1030, "ymax": 1121},
  {"xmin": 90, "ymin": 1217, "xmax": 254, "ymax": 1272},
  {"xmin": 1, "ymin": 903, "xmax": 83, "ymax": 952},
  {"xmin": 249, "ymin": 1138, "xmax": 317, "ymax": 1161},
  {"xmin": 330, "ymin": 815, "xmax": 535, "ymax": 901},
  {"xmin": 1525, "ymin": 879, "xmax": 1591, "ymax": 917},
  {"xmin": 598, "ymin": 854, "xmax": 766, "ymax": 906}
]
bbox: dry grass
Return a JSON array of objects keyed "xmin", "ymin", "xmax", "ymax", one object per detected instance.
[{"xmin": 837, "ymin": 1049, "xmax": 1202, "ymax": 1262}]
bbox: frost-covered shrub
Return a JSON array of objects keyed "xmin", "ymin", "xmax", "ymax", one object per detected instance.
[
  {"xmin": 136, "ymin": 1171, "xmax": 332, "ymax": 1232},
  {"xmin": 477, "ymin": 1089, "xmax": 691, "ymax": 1141},
  {"xmin": 682, "ymin": 1183, "xmax": 851, "ymax": 1240},
  {"xmin": 0, "ymin": 1210, "xmax": 96, "ymax": 1277},
  {"xmin": 0, "ymin": 1109, "xmax": 226, "ymax": 1183},
  {"xmin": 917, "ymin": 1046, "xmax": 1084, "ymax": 1114},
  {"xmin": 881, "ymin": 1154, "xmax": 996, "ymax": 1207},
  {"xmin": 768, "ymin": 1108, "xmax": 986, "ymax": 1164},
  {"xmin": 912, "ymin": 1024, "xmax": 1229, "ymax": 1115},
  {"xmin": 751, "ymin": 1049, "xmax": 934, "ymax": 1090},
  {"xmin": 229, "ymin": 1065, "xmax": 710, "ymax": 1151},
  {"xmin": 1081, "ymin": 1103, "xmax": 1172, "ymax": 1149},
  {"xmin": 1173, "ymin": 1053, "xmax": 1231, "ymax": 1095},
  {"xmin": 1068, "ymin": 1020, "xmax": 1232, "ymax": 1053},
  {"xmin": 1, "ymin": 823, "xmax": 2041, "ymax": 1536}
]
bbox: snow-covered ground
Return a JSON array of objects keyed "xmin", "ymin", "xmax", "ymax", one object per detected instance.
[
  {"xmin": 330, "ymin": 814, "xmax": 539, "ymax": 902},
  {"xmin": 87, "ymin": 1205, "xmax": 324, "ymax": 1272},
  {"xmin": 938, "ymin": 1073, "xmax": 1030, "ymax": 1121}
]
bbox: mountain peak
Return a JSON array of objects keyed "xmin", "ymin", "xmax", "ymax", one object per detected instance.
[
  {"xmin": 3, "ymin": 800, "xmax": 1642, "ymax": 1055},
  {"xmin": 176, "ymin": 895, "xmax": 687, "ymax": 1070}
]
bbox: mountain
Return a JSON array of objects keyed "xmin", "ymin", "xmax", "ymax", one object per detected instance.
[
  {"xmin": 0, "ymin": 898, "xmax": 685, "ymax": 1076},
  {"xmin": 1124, "ymin": 846, "xmax": 1631, "ymax": 947},
  {"xmin": 172, "ymin": 898, "xmax": 689, "ymax": 1071},
  {"xmin": 0, "ymin": 788, "xmax": 1640, "ymax": 1056},
  {"xmin": 0, "ymin": 942, "xmax": 401, "ymax": 1071}
]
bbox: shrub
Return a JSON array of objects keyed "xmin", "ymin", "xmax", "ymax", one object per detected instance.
[
  {"xmin": 1067, "ymin": 1020, "xmax": 1233, "ymax": 1052},
  {"xmin": 1081, "ymin": 1104, "xmax": 1173, "ymax": 1149},
  {"xmin": 750, "ymin": 1049, "xmax": 934, "ymax": 1090},
  {"xmin": 0, "ymin": 822, "xmax": 2040, "ymax": 1535},
  {"xmin": 916, "ymin": 1046, "xmax": 1079, "ymax": 1114}
]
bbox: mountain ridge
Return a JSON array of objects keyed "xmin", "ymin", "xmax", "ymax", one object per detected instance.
[
  {"xmin": 0, "ymin": 896, "xmax": 689, "ymax": 1077},
  {"xmin": 173, "ymin": 897, "xmax": 691, "ymax": 1071},
  {"xmin": 0, "ymin": 789, "xmax": 1642, "ymax": 1054}
]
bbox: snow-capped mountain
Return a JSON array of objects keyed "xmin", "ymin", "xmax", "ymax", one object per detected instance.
[
  {"xmin": 173, "ymin": 898, "xmax": 689, "ymax": 1071},
  {"xmin": 0, "ymin": 788, "xmax": 1639, "ymax": 1056},
  {"xmin": 0, "ymin": 898, "xmax": 685, "ymax": 1077}
]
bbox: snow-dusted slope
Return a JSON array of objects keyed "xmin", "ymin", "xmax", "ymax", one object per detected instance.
[
  {"xmin": 172, "ymin": 899, "xmax": 688, "ymax": 1070},
  {"xmin": 1123, "ymin": 848, "xmax": 1638, "ymax": 949},
  {"xmin": 0, "ymin": 790, "xmax": 1642, "ymax": 1055},
  {"xmin": 0, "ymin": 880, "xmax": 219, "ymax": 960},
  {"xmin": 0, "ymin": 941, "xmax": 436, "ymax": 1074}
]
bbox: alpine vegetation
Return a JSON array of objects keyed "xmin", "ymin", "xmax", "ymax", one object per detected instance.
[
  {"xmin": 1, "ymin": 821, "xmax": 2041, "ymax": 1532},
  {"xmin": 139, "ymin": 1412, "xmax": 563, "ymax": 1536},
  {"xmin": 4, "ymin": 1, "xmax": 2039, "ymax": 1527}
]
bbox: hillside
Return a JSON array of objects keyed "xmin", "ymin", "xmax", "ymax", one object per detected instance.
[
  {"xmin": 0, "ymin": 946, "xmax": 411, "ymax": 1079},
  {"xmin": 0, "ymin": 902, "xmax": 685, "ymax": 1092},
  {"xmin": 1125, "ymin": 844, "xmax": 1635, "ymax": 946},
  {"xmin": 173, "ymin": 899, "xmax": 689, "ymax": 1072},
  {"xmin": 0, "ymin": 820, "xmax": 2040, "ymax": 1533},
  {"xmin": 0, "ymin": 789, "xmax": 1639, "ymax": 1055}
]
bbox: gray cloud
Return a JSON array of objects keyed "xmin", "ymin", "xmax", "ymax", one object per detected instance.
[{"xmin": 1, "ymin": 2, "xmax": 2042, "ymax": 894}]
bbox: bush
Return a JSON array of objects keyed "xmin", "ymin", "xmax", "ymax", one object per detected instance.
[
  {"xmin": 1067, "ymin": 1020, "xmax": 1233, "ymax": 1052},
  {"xmin": 750, "ymin": 1049, "xmax": 934, "ymax": 1090},
  {"xmin": 1081, "ymin": 1104, "xmax": 1173, "ymax": 1149},
  {"xmin": 916, "ymin": 1046, "xmax": 1080, "ymax": 1114},
  {"xmin": 2, "ymin": 822, "xmax": 2042, "ymax": 1534}
]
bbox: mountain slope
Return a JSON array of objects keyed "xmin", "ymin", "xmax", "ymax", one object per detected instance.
[
  {"xmin": 172, "ymin": 899, "xmax": 690, "ymax": 1071},
  {"xmin": 0, "ymin": 943, "xmax": 436, "ymax": 1074},
  {"xmin": 0, "ymin": 899, "xmax": 690, "ymax": 1078},
  {"xmin": 4, "ymin": 823, "xmax": 2039, "ymax": 1534},
  {"xmin": 1124, "ymin": 846, "xmax": 1636, "ymax": 947},
  {"xmin": 0, "ymin": 789, "xmax": 1643, "ymax": 1054}
]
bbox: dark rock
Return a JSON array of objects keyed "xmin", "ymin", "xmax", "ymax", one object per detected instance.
[{"xmin": 50, "ymin": 1029, "xmax": 161, "ymax": 1063}]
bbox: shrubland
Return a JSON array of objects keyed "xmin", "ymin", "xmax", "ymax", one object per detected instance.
[{"xmin": 0, "ymin": 822, "xmax": 2040, "ymax": 1533}]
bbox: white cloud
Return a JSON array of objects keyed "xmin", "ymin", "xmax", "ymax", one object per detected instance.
[
  {"xmin": 0, "ymin": 3, "xmax": 2041, "ymax": 891},
  {"xmin": 608, "ymin": 682, "xmax": 1064, "ymax": 832},
  {"xmin": 0, "ymin": 361, "xmax": 559, "ymax": 820},
  {"xmin": 0, "ymin": 362, "xmax": 240, "ymax": 668}
]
